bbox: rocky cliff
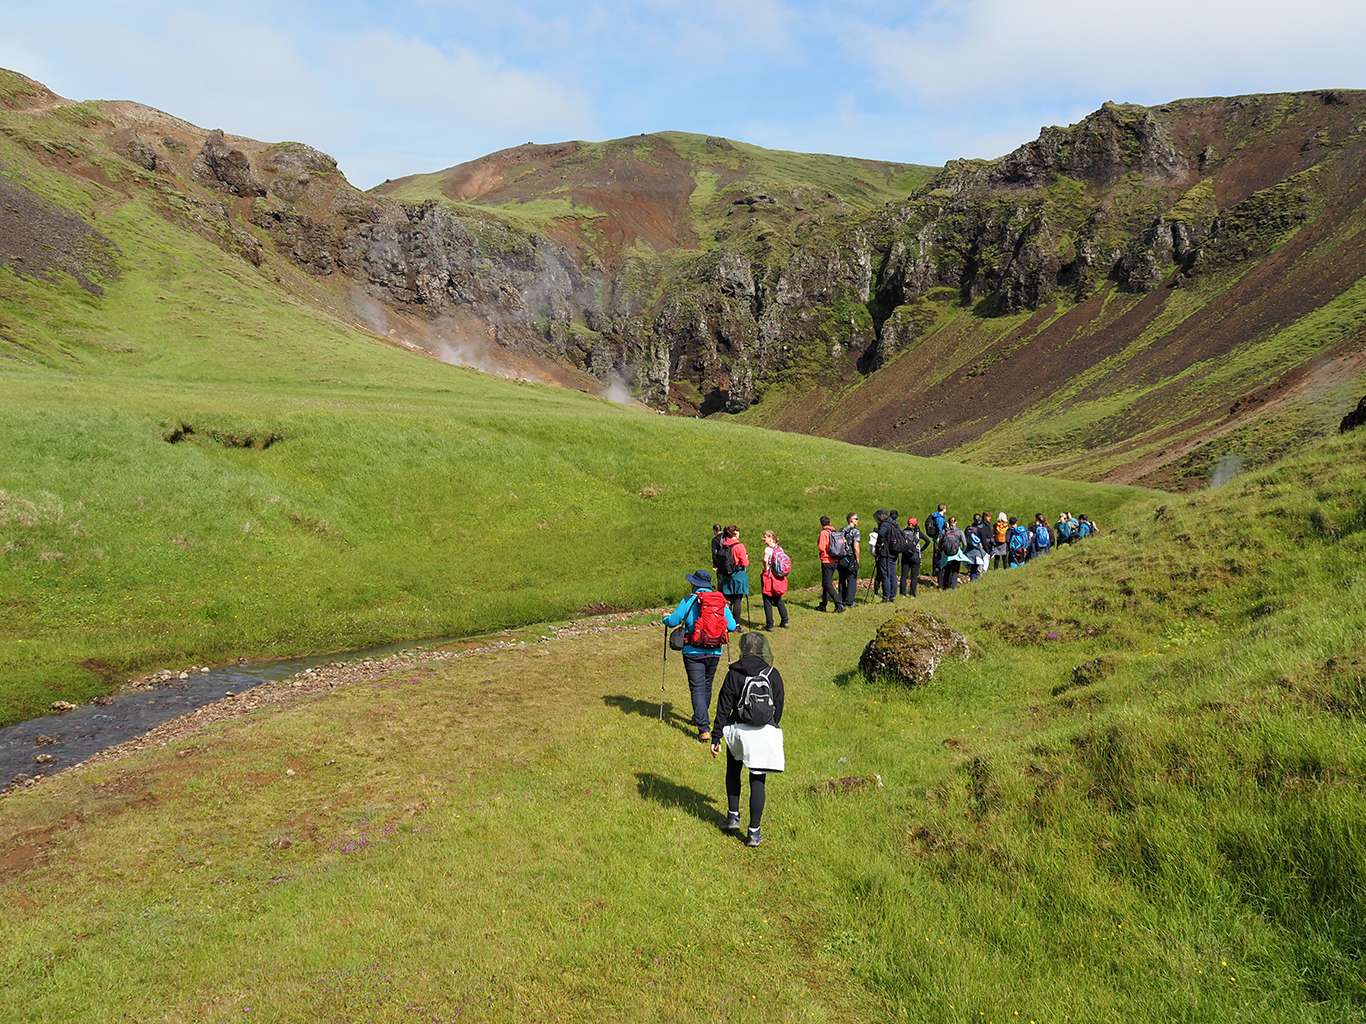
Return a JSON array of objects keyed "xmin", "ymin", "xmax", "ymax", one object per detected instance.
[{"xmin": 3, "ymin": 67, "xmax": 1363, "ymax": 485}]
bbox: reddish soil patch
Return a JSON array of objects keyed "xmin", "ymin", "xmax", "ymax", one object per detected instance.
[{"xmin": 384, "ymin": 135, "xmax": 701, "ymax": 260}]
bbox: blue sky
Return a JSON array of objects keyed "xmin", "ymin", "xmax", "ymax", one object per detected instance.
[{"xmin": 2, "ymin": 0, "xmax": 1364, "ymax": 189}]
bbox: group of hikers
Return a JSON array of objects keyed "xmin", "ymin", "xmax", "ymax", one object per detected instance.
[
  {"xmin": 819, "ymin": 506, "xmax": 1100, "ymax": 609},
  {"xmin": 657, "ymin": 507, "xmax": 1100, "ymax": 846}
]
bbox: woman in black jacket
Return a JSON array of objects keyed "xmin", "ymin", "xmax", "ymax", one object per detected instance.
[
  {"xmin": 899, "ymin": 517, "xmax": 928, "ymax": 597},
  {"xmin": 711, "ymin": 632, "xmax": 785, "ymax": 847}
]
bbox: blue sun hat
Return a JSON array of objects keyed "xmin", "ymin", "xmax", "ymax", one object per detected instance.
[{"xmin": 685, "ymin": 570, "xmax": 714, "ymax": 588}]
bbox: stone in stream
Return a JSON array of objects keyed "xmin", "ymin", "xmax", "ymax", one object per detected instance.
[
  {"xmin": 35, "ymin": 753, "xmax": 56, "ymax": 764},
  {"xmin": 51, "ymin": 701, "xmax": 77, "ymax": 711},
  {"xmin": 35, "ymin": 735, "xmax": 54, "ymax": 746}
]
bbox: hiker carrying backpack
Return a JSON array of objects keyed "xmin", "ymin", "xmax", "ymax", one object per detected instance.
[
  {"xmin": 662, "ymin": 570, "xmax": 739, "ymax": 743},
  {"xmin": 712, "ymin": 631, "xmax": 786, "ymax": 848},
  {"xmin": 1007, "ymin": 521, "xmax": 1028, "ymax": 566},
  {"xmin": 1034, "ymin": 522, "xmax": 1051, "ymax": 554},
  {"xmin": 761, "ymin": 530, "xmax": 790, "ymax": 631}
]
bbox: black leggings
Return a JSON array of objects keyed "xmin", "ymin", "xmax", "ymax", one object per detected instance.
[
  {"xmin": 763, "ymin": 594, "xmax": 788, "ymax": 627},
  {"xmin": 726, "ymin": 750, "xmax": 766, "ymax": 828},
  {"xmin": 727, "ymin": 593, "xmax": 744, "ymax": 626}
]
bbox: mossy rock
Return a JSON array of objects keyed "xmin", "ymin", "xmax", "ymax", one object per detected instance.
[{"xmin": 859, "ymin": 610, "xmax": 969, "ymax": 686}]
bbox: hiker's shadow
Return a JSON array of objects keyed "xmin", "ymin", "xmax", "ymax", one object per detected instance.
[
  {"xmin": 634, "ymin": 772, "xmax": 724, "ymax": 828},
  {"xmin": 602, "ymin": 695, "xmax": 693, "ymax": 738}
]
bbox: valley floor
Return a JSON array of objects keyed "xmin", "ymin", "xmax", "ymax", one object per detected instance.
[{"xmin": 3, "ymin": 424, "xmax": 1365, "ymax": 1022}]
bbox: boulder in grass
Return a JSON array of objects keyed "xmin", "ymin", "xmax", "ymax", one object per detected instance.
[
  {"xmin": 859, "ymin": 610, "xmax": 969, "ymax": 685},
  {"xmin": 1341, "ymin": 394, "xmax": 1366, "ymax": 434}
]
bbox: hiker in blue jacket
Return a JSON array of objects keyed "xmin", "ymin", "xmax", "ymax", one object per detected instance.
[
  {"xmin": 662, "ymin": 570, "xmax": 738, "ymax": 743},
  {"xmin": 925, "ymin": 504, "xmax": 947, "ymax": 577}
]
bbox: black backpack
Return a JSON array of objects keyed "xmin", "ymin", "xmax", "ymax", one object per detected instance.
[
  {"xmin": 903, "ymin": 527, "xmax": 922, "ymax": 556},
  {"xmin": 940, "ymin": 529, "xmax": 961, "ymax": 556},
  {"xmin": 738, "ymin": 667, "xmax": 776, "ymax": 726},
  {"xmin": 720, "ymin": 542, "xmax": 740, "ymax": 576},
  {"xmin": 886, "ymin": 524, "xmax": 909, "ymax": 555}
]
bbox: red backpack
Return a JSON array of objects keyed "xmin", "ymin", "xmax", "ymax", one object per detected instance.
[{"xmin": 690, "ymin": 590, "xmax": 729, "ymax": 647}]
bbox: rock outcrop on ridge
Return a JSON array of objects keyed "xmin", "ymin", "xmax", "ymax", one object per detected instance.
[{"xmin": 3, "ymin": 65, "xmax": 1364, "ymax": 486}]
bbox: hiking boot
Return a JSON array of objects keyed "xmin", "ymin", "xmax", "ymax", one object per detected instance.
[
  {"xmin": 763, "ymin": 624, "xmax": 774, "ymax": 632},
  {"xmin": 698, "ymin": 730, "xmax": 711, "ymax": 743},
  {"xmin": 722, "ymin": 811, "xmax": 742, "ymax": 832},
  {"xmin": 746, "ymin": 827, "xmax": 763, "ymax": 847},
  {"xmin": 835, "ymin": 605, "xmax": 846, "ymax": 614},
  {"xmin": 779, "ymin": 621, "xmax": 790, "ymax": 629}
]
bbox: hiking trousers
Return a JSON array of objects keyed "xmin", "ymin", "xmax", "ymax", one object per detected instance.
[
  {"xmin": 900, "ymin": 556, "xmax": 921, "ymax": 596},
  {"xmin": 819, "ymin": 563, "xmax": 842, "ymax": 610},
  {"xmin": 683, "ymin": 654, "xmax": 720, "ymax": 735},
  {"xmin": 763, "ymin": 594, "xmax": 788, "ymax": 629},
  {"xmin": 939, "ymin": 562, "xmax": 959, "ymax": 590},
  {"xmin": 838, "ymin": 561, "xmax": 859, "ymax": 606},
  {"xmin": 726, "ymin": 749, "xmax": 767, "ymax": 829},
  {"xmin": 877, "ymin": 555, "xmax": 898, "ymax": 600}
]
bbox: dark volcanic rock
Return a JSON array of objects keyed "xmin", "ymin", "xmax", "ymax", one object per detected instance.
[
  {"xmin": 859, "ymin": 610, "xmax": 969, "ymax": 685},
  {"xmin": 192, "ymin": 129, "xmax": 265, "ymax": 197},
  {"xmin": 1341, "ymin": 395, "xmax": 1366, "ymax": 433}
]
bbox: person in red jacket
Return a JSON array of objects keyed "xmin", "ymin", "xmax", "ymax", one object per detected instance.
[
  {"xmin": 719, "ymin": 525, "xmax": 750, "ymax": 625},
  {"xmin": 816, "ymin": 516, "xmax": 844, "ymax": 613},
  {"xmin": 760, "ymin": 530, "xmax": 790, "ymax": 631}
]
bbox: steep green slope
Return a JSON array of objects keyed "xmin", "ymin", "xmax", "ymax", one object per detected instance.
[{"xmin": 2, "ymin": 419, "xmax": 1362, "ymax": 1022}]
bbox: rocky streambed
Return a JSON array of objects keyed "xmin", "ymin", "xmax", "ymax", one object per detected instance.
[{"xmin": 2, "ymin": 611, "xmax": 661, "ymax": 794}]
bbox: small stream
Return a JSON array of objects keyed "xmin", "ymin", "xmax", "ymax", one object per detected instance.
[{"xmin": 1, "ymin": 637, "xmax": 453, "ymax": 786}]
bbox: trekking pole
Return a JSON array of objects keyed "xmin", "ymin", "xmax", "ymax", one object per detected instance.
[{"xmin": 659, "ymin": 625, "xmax": 667, "ymax": 723}]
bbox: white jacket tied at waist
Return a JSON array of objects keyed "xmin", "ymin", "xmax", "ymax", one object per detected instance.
[{"xmin": 723, "ymin": 723, "xmax": 785, "ymax": 773}]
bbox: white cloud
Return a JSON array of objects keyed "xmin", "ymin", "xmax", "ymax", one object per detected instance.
[
  {"xmin": 860, "ymin": 0, "xmax": 1366, "ymax": 106},
  {"xmin": 328, "ymin": 29, "xmax": 589, "ymax": 135}
]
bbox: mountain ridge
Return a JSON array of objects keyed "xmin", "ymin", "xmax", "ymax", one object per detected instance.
[{"xmin": 2, "ymin": 67, "xmax": 1364, "ymax": 487}]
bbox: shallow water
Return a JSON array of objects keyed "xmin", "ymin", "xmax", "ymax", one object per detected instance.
[{"xmin": 1, "ymin": 637, "xmax": 452, "ymax": 785}]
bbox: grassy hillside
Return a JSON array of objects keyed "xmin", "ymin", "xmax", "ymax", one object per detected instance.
[
  {"xmin": 2, "ymin": 422, "xmax": 1362, "ymax": 1021},
  {"xmin": 373, "ymin": 131, "xmax": 937, "ymax": 261},
  {"xmin": 0, "ymin": 122, "xmax": 1124, "ymax": 725}
]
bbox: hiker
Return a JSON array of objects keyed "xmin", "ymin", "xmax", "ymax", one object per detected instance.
[
  {"xmin": 1006, "ymin": 516, "xmax": 1029, "ymax": 567},
  {"xmin": 1077, "ymin": 514, "xmax": 1098, "ymax": 539},
  {"xmin": 936, "ymin": 516, "xmax": 969, "ymax": 590},
  {"xmin": 975, "ymin": 515, "xmax": 994, "ymax": 575},
  {"xmin": 875, "ymin": 508, "xmax": 902, "ymax": 603},
  {"xmin": 964, "ymin": 524, "xmax": 986, "ymax": 581},
  {"xmin": 662, "ymin": 570, "xmax": 738, "ymax": 743},
  {"xmin": 899, "ymin": 516, "xmax": 927, "ymax": 597},
  {"xmin": 711, "ymin": 523, "xmax": 725, "ymax": 574},
  {"xmin": 711, "ymin": 631, "xmax": 785, "ymax": 847},
  {"xmin": 1031, "ymin": 514, "xmax": 1052, "ymax": 558},
  {"xmin": 838, "ymin": 512, "xmax": 861, "ymax": 607},
  {"xmin": 1055, "ymin": 512, "xmax": 1074, "ymax": 546},
  {"xmin": 991, "ymin": 512, "xmax": 1010, "ymax": 570},
  {"xmin": 817, "ymin": 516, "xmax": 845, "ymax": 613},
  {"xmin": 760, "ymin": 530, "xmax": 791, "ymax": 631},
  {"xmin": 925, "ymin": 504, "xmax": 947, "ymax": 577},
  {"xmin": 718, "ymin": 526, "xmax": 750, "ymax": 625}
]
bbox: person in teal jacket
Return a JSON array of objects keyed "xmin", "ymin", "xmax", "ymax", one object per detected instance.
[{"xmin": 662, "ymin": 570, "xmax": 739, "ymax": 742}]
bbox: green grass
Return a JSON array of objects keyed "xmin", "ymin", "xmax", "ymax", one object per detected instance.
[
  {"xmin": 3, "ymin": 425, "xmax": 1363, "ymax": 1021},
  {"xmin": 0, "ymin": 144, "xmax": 1130, "ymax": 724}
]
